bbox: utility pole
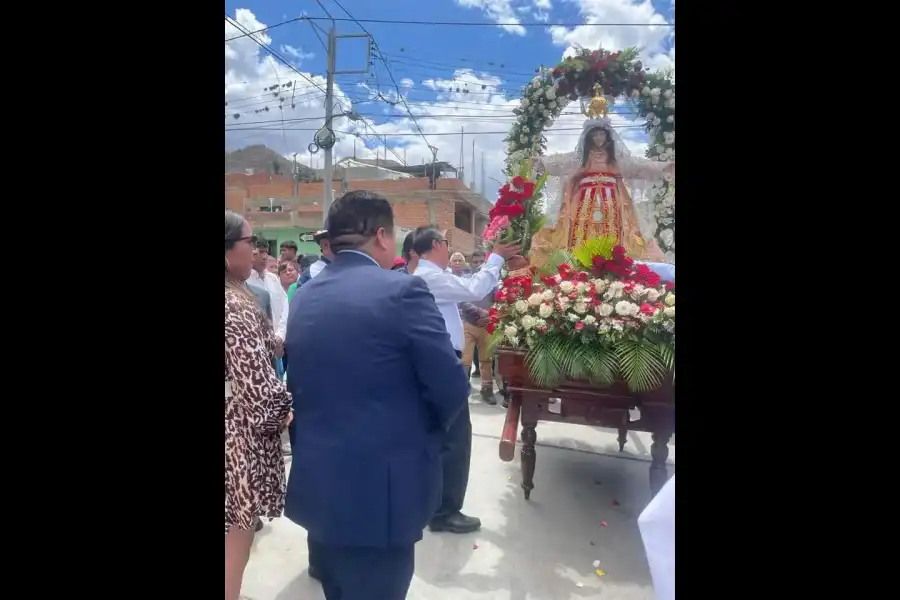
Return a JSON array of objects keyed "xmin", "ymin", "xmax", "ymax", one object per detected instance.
[
  {"xmin": 321, "ymin": 27, "xmax": 372, "ymax": 220},
  {"xmin": 458, "ymin": 127, "xmax": 464, "ymax": 182},
  {"xmin": 481, "ymin": 152, "xmax": 485, "ymax": 199},
  {"xmin": 471, "ymin": 139, "xmax": 475, "ymax": 189}
]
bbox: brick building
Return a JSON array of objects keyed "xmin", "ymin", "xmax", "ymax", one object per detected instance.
[{"xmin": 226, "ymin": 172, "xmax": 492, "ymax": 258}]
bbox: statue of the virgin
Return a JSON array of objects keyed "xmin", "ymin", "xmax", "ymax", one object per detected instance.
[{"xmin": 529, "ymin": 111, "xmax": 675, "ymax": 268}]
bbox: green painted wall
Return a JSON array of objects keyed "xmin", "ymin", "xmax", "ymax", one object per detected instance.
[{"xmin": 256, "ymin": 228, "xmax": 321, "ymax": 258}]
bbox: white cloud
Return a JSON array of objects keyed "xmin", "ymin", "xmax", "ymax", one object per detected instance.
[
  {"xmin": 534, "ymin": 0, "xmax": 553, "ymax": 9},
  {"xmin": 280, "ymin": 44, "xmax": 314, "ymax": 62},
  {"xmin": 225, "ymin": 8, "xmax": 668, "ymax": 207},
  {"xmin": 454, "ymin": 0, "xmax": 527, "ymax": 36},
  {"xmin": 549, "ymin": 0, "xmax": 674, "ymax": 71}
]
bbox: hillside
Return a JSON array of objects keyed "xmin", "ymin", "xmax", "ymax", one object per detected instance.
[{"xmin": 225, "ymin": 145, "xmax": 319, "ymax": 181}]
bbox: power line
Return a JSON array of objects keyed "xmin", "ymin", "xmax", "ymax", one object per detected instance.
[
  {"xmin": 225, "ymin": 125, "xmax": 647, "ymax": 135},
  {"xmin": 305, "ymin": 17, "xmax": 674, "ymax": 28},
  {"xmin": 224, "ymin": 16, "xmax": 306, "ymax": 43}
]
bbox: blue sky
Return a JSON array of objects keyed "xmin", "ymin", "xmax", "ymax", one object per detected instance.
[{"xmin": 225, "ymin": 0, "xmax": 675, "ymax": 193}]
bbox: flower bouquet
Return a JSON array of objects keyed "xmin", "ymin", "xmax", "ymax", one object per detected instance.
[
  {"xmin": 483, "ymin": 160, "xmax": 547, "ymax": 259},
  {"xmin": 488, "ymin": 236, "xmax": 674, "ymax": 392}
]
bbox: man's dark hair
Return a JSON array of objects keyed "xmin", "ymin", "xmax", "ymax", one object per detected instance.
[
  {"xmin": 411, "ymin": 226, "xmax": 445, "ymax": 257},
  {"xmin": 327, "ymin": 190, "xmax": 394, "ymax": 252},
  {"xmin": 280, "ymin": 240, "xmax": 298, "ymax": 251},
  {"xmin": 254, "ymin": 235, "xmax": 269, "ymax": 251}
]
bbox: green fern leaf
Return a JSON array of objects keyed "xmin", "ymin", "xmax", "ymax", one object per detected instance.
[
  {"xmin": 538, "ymin": 249, "xmax": 575, "ymax": 276},
  {"xmin": 589, "ymin": 346, "xmax": 619, "ymax": 387},
  {"xmin": 525, "ymin": 337, "xmax": 566, "ymax": 389},
  {"xmin": 616, "ymin": 341, "xmax": 667, "ymax": 392}
]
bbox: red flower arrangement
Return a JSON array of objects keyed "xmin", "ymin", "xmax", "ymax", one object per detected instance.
[{"xmin": 482, "ymin": 169, "xmax": 547, "ymax": 255}]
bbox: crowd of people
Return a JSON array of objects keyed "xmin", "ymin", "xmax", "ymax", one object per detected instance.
[{"xmin": 224, "ymin": 190, "xmax": 520, "ymax": 600}]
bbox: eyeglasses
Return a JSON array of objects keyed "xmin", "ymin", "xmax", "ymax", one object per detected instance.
[{"xmin": 229, "ymin": 234, "xmax": 258, "ymax": 245}]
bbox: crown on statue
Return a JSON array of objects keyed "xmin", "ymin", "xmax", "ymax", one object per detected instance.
[{"xmin": 581, "ymin": 85, "xmax": 611, "ymax": 118}]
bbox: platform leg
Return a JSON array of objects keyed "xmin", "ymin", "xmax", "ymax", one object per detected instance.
[
  {"xmin": 649, "ymin": 430, "xmax": 672, "ymax": 496},
  {"xmin": 617, "ymin": 414, "xmax": 628, "ymax": 452},
  {"xmin": 520, "ymin": 419, "xmax": 537, "ymax": 500}
]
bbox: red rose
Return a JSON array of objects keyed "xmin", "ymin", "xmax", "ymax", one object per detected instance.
[
  {"xmin": 486, "ymin": 322, "xmax": 496, "ymax": 334},
  {"xmin": 612, "ymin": 245, "xmax": 627, "ymax": 258},
  {"xmin": 511, "ymin": 176, "xmax": 525, "ymax": 189},
  {"xmin": 488, "ymin": 307, "xmax": 498, "ymax": 317},
  {"xmin": 640, "ymin": 303, "xmax": 655, "ymax": 315},
  {"xmin": 568, "ymin": 292, "xmax": 578, "ymax": 300},
  {"xmin": 495, "ymin": 290, "xmax": 506, "ymax": 302},
  {"xmin": 664, "ymin": 282, "xmax": 675, "ymax": 291},
  {"xmin": 576, "ymin": 271, "xmax": 590, "ymax": 282},
  {"xmin": 505, "ymin": 204, "xmax": 525, "ymax": 219},
  {"xmin": 575, "ymin": 321, "xmax": 585, "ymax": 330},
  {"xmin": 644, "ymin": 273, "xmax": 661, "ymax": 288},
  {"xmin": 522, "ymin": 181, "xmax": 536, "ymax": 199}
]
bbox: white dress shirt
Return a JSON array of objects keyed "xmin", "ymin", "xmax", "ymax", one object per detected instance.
[
  {"xmin": 413, "ymin": 254, "xmax": 504, "ymax": 352},
  {"xmin": 248, "ymin": 269, "xmax": 288, "ymax": 340},
  {"xmin": 310, "ymin": 259, "xmax": 327, "ymax": 278}
]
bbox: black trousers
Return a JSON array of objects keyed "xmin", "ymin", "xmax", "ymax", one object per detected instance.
[
  {"xmin": 309, "ymin": 539, "xmax": 415, "ymax": 600},
  {"xmin": 434, "ymin": 349, "xmax": 472, "ymax": 520}
]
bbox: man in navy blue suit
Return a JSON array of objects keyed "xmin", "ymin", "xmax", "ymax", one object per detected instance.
[{"xmin": 284, "ymin": 190, "xmax": 469, "ymax": 600}]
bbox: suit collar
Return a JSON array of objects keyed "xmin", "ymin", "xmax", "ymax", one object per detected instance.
[{"xmin": 335, "ymin": 249, "xmax": 380, "ymax": 268}]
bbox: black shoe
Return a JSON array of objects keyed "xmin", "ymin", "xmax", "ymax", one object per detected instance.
[
  {"xmin": 308, "ymin": 565, "xmax": 322, "ymax": 582},
  {"xmin": 481, "ymin": 387, "xmax": 497, "ymax": 405},
  {"xmin": 502, "ymin": 396, "xmax": 509, "ymax": 409},
  {"xmin": 471, "ymin": 369, "xmax": 481, "ymax": 378},
  {"xmin": 429, "ymin": 512, "xmax": 482, "ymax": 534},
  {"xmin": 254, "ymin": 518, "xmax": 264, "ymax": 532}
]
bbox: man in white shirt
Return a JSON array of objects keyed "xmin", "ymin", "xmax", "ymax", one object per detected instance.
[
  {"xmin": 248, "ymin": 237, "xmax": 288, "ymax": 351},
  {"xmin": 412, "ymin": 226, "xmax": 520, "ymax": 534}
]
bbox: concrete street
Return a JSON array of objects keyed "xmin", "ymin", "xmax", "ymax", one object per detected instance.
[{"xmin": 245, "ymin": 381, "xmax": 676, "ymax": 600}]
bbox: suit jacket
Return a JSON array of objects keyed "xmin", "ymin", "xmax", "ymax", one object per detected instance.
[
  {"xmin": 284, "ymin": 250, "xmax": 468, "ymax": 548},
  {"xmin": 296, "ymin": 255, "xmax": 331, "ymax": 289},
  {"xmin": 245, "ymin": 279, "xmax": 272, "ymax": 322}
]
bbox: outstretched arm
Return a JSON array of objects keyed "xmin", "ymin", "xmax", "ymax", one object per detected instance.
[
  {"xmin": 619, "ymin": 155, "xmax": 675, "ymax": 184},
  {"xmin": 537, "ymin": 152, "xmax": 575, "ymax": 177}
]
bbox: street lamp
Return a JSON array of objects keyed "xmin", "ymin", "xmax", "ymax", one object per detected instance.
[{"xmin": 309, "ymin": 107, "xmax": 365, "ymax": 220}]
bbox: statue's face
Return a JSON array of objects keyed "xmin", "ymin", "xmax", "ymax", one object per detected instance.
[{"xmin": 590, "ymin": 128, "xmax": 608, "ymax": 148}]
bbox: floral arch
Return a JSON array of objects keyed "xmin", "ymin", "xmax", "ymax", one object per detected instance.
[{"xmin": 504, "ymin": 47, "xmax": 675, "ymax": 259}]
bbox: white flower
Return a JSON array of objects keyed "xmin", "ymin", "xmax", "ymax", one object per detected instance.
[
  {"xmin": 664, "ymin": 131, "xmax": 675, "ymax": 145},
  {"xmin": 559, "ymin": 280, "xmax": 575, "ymax": 294},
  {"xmin": 573, "ymin": 301, "xmax": 587, "ymax": 314},
  {"xmin": 653, "ymin": 116, "xmax": 661, "ymax": 126},
  {"xmin": 568, "ymin": 313, "xmax": 580, "ymax": 322},
  {"xmin": 583, "ymin": 315, "xmax": 597, "ymax": 326},
  {"xmin": 656, "ymin": 143, "xmax": 666, "ymax": 153},
  {"xmin": 592, "ymin": 279, "xmax": 607, "ymax": 293},
  {"xmin": 665, "ymin": 97, "xmax": 675, "ymax": 109},
  {"xmin": 662, "ymin": 194, "xmax": 675, "ymax": 207},
  {"xmin": 539, "ymin": 303, "xmax": 553, "ymax": 318},
  {"xmin": 598, "ymin": 303, "xmax": 614, "ymax": 317},
  {"xmin": 667, "ymin": 115, "xmax": 674, "ymax": 123},
  {"xmin": 527, "ymin": 293, "xmax": 543, "ymax": 307},
  {"xmin": 519, "ymin": 135, "xmax": 527, "ymax": 144},
  {"xmin": 542, "ymin": 109, "xmax": 550, "ymax": 118},
  {"xmin": 646, "ymin": 112, "xmax": 656, "ymax": 122},
  {"xmin": 663, "ymin": 89, "xmax": 673, "ymax": 99},
  {"xmin": 522, "ymin": 126, "xmax": 530, "ymax": 133},
  {"xmin": 542, "ymin": 289, "xmax": 554, "ymax": 301},
  {"xmin": 521, "ymin": 98, "xmax": 530, "ymax": 108},
  {"xmin": 646, "ymin": 289, "xmax": 660, "ymax": 302},
  {"xmin": 615, "ymin": 301, "xmax": 636, "ymax": 316},
  {"xmin": 575, "ymin": 282, "xmax": 588, "ymax": 294},
  {"xmin": 504, "ymin": 325, "xmax": 519, "ymax": 340},
  {"xmin": 520, "ymin": 315, "xmax": 536, "ymax": 330},
  {"xmin": 514, "ymin": 300, "xmax": 529, "ymax": 314},
  {"xmin": 612, "ymin": 322, "xmax": 624, "ymax": 332},
  {"xmin": 660, "ymin": 228, "xmax": 675, "ymax": 247},
  {"xmin": 663, "ymin": 306, "xmax": 675, "ymax": 318},
  {"xmin": 650, "ymin": 87, "xmax": 661, "ymax": 97},
  {"xmin": 665, "ymin": 293, "xmax": 675, "ymax": 307},
  {"xmin": 545, "ymin": 87, "xmax": 556, "ymax": 99},
  {"xmin": 598, "ymin": 323, "xmax": 611, "ymax": 333},
  {"xmin": 642, "ymin": 86, "xmax": 651, "ymax": 96},
  {"xmin": 532, "ymin": 79, "xmax": 541, "ymax": 89},
  {"xmin": 608, "ymin": 281, "xmax": 625, "ymax": 298}
]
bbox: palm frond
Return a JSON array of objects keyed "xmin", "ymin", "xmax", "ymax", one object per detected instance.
[
  {"xmin": 525, "ymin": 337, "xmax": 567, "ymax": 389},
  {"xmin": 571, "ymin": 236, "xmax": 618, "ymax": 269},
  {"xmin": 538, "ymin": 248, "xmax": 575, "ymax": 276},
  {"xmin": 486, "ymin": 329, "xmax": 504, "ymax": 354},
  {"xmin": 616, "ymin": 340, "xmax": 668, "ymax": 392},
  {"xmin": 589, "ymin": 346, "xmax": 619, "ymax": 387}
]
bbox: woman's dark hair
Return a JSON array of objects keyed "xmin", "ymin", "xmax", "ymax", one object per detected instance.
[
  {"xmin": 277, "ymin": 261, "xmax": 296, "ymax": 275},
  {"xmin": 225, "ymin": 210, "xmax": 245, "ymax": 274},
  {"xmin": 401, "ymin": 230, "xmax": 417, "ymax": 260},
  {"xmin": 581, "ymin": 125, "xmax": 616, "ymax": 168}
]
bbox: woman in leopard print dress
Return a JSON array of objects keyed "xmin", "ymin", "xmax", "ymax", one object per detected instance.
[{"xmin": 224, "ymin": 210, "xmax": 293, "ymax": 600}]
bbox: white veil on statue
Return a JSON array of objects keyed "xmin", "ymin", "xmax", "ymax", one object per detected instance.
[{"xmin": 537, "ymin": 117, "xmax": 660, "ymax": 243}]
